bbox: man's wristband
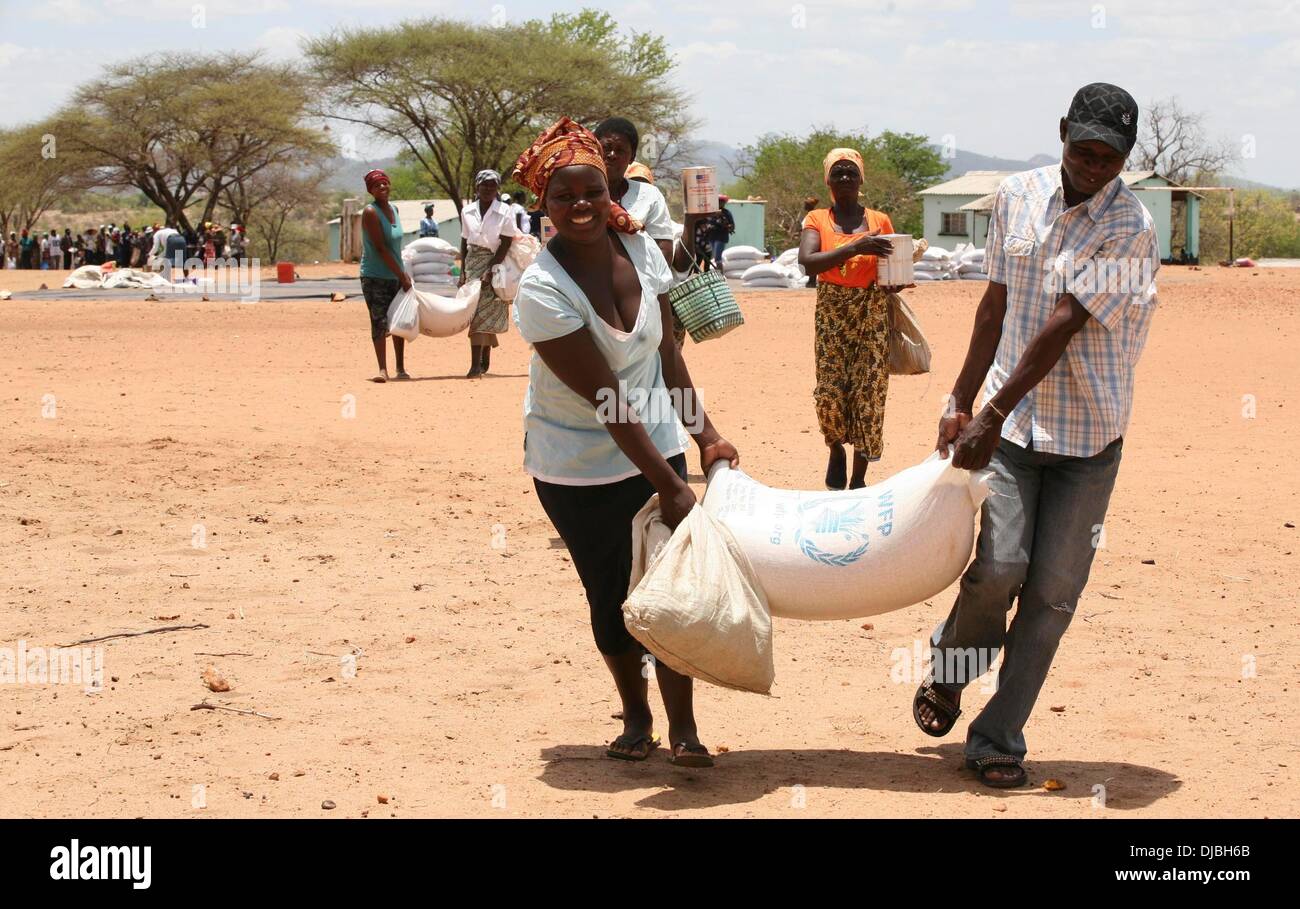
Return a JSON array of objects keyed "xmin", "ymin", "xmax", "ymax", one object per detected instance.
[{"xmin": 985, "ymin": 400, "xmax": 1008, "ymax": 421}]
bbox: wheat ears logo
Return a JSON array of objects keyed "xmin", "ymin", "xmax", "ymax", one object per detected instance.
[{"xmin": 49, "ymin": 841, "xmax": 152, "ymax": 889}]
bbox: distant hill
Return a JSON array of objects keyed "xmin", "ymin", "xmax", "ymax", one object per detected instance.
[
  {"xmin": 323, "ymin": 156, "xmax": 401, "ymax": 193},
  {"xmin": 1216, "ymin": 175, "xmax": 1297, "ymax": 194},
  {"xmin": 931, "ymin": 146, "xmax": 1055, "ymax": 178}
]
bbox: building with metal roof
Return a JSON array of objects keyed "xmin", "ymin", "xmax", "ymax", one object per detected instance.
[{"xmin": 919, "ymin": 169, "xmax": 1204, "ymax": 262}]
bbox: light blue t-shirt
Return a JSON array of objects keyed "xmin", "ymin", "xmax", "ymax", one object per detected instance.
[{"xmin": 514, "ymin": 230, "xmax": 690, "ymax": 485}]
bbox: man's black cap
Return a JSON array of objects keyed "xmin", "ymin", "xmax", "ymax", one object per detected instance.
[{"xmin": 1065, "ymin": 83, "xmax": 1139, "ymax": 154}]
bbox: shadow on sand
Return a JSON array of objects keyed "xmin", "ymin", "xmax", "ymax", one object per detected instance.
[{"xmin": 538, "ymin": 742, "xmax": 1181, "ymax": 812}]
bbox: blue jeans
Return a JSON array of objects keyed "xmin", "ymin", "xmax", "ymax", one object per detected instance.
[
  {"xmin": 930, "ymin": 435, "xmax": 1123, "ymax": 762},
  {"xmin": 709, "ymin": 238, "xmax": 727, "ymax": 265}
]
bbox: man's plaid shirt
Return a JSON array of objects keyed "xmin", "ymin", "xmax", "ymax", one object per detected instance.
[{"xmin": 983, "ymin": 165, "xmax": 1160, "ymax": 457}]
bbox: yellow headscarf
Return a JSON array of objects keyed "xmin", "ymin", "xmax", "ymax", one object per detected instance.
[{"xmin": 823, "ymin": 148, "xmax": 865, "ymax": 185}]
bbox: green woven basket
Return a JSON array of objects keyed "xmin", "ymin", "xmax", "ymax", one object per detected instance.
[{"xmin": 668, "ymin": 267, "xmax": 745, "ymax": 343}]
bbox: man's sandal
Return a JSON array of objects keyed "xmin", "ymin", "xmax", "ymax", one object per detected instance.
[
  {"xmin": 669, "ymin": 742, "xmax": 714, "ymax": 768},
  {"xmin": 965, "ymin": 754, "xmax": 1027, "ymax": 789},
  {"xmin": 606, "ymin": 733, "xmax": 660, "ymax": 762},
  {"xmin": 912, "ymin": 680, "xmax": 962, "ymax": 737}
]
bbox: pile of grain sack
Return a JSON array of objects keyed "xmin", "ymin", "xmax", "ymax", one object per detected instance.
[
  {"xmin": 401, "ymin": 237, "xmax": 458, "ymax": 291},
  {"xmin": 911, "ymin": 243, "xmax": 989, "ymax": 282},
  {"xmin": 721, "ymin": 245, "xmax": 807, "ymax": 289}
]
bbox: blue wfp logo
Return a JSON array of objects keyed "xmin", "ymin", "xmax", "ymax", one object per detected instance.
[{"xmin": 794, "ymin": 496, "xmax": 871, "ymax": 567}]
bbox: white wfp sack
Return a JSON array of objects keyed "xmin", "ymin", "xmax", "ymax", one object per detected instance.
[
  {"xmin": 624, "ymin": 500, "xmax": 774, "ymax": 694},
  {"xmin": 412, "ymin": 261, "xmax": 453, "ymax": 278},
  {"xmin": 741, "ymin": 262, "xmax": 789, "ymax": 282},
  {"xmin": 416, "ymin": 280, "xmax": 481, "ymax": 337},
  {"xmin": 722, "ymin": 245, "xmax": 764, "ymax": 263},
  {"xmin": 405, "ymin": 237, "xmax": 456, "ymax": 256},
  {"xmin": 702, "ymin": 453, "xmax": 991, "ymax": 620},
  {"xmin": 491, "ymin": 233, "xmax": 541, "ymax": 302}
]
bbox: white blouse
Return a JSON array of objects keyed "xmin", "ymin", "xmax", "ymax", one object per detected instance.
[{"xmin": 460, "ymin": 198, "xmax": 521, "ymax": 251}]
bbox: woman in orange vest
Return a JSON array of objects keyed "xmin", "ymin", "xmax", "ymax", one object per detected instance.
[{"xmin": 798, "ymin": 148, "xmax": 905, "ymax": 490}]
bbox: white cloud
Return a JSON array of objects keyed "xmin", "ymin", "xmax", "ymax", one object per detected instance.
[
  {"xmin": 26, "ymin": 0, "xmax": 104, "ymax": 25},
  {"xmin": 256, "ymin": 25, "xmax": 308, "ymax": 59}
]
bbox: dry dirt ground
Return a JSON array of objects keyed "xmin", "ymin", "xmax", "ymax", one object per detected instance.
[{"xmin": 1, "ymin": 262, "xmax": 1296, "ymax": 818}]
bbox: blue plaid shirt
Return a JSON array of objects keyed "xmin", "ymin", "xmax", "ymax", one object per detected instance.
[{"xmin": 983, "ymin": 165, "xmax": 1159, "ymax": 457}]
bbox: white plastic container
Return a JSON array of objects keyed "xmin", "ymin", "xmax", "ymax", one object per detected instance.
[
  {"xmin": 877, "ymin": 233, "xmax": 914, "ymax": 286},
  {"xmin": 681, "ymin": 167, "xmax": 719, "ymax": 214}
]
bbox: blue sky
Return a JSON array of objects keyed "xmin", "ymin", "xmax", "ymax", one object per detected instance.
[{"xmin": 2, "ymin": 0, "xmax": 1298, "ymax": 187}]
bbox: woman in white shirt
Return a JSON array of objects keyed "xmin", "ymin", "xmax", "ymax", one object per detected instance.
[
  {"xmin": 458, "ymin": 169, "xmax": 519, "ymax": 377},
  {"xmin": 512, "ymin": 117, "xmax": 739, "ymax": 767},
  {"xmin": 594, "ymin": 117, "xmax": 709, "ymax": 346}
]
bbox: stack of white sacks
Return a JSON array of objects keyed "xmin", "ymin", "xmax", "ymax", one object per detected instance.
[
  {"xmin": 720, "ymin": 245, "xmax": 766, "ymax": 279},
  {"xmin": 402, "ymin": 237, "xmax": 458, "ymax": 291},
  {"xmin": 910, "ymin": 243, "xmax": 988, "ymax": 282},
  {"xmin": 913, "ymin": 244, "xmax": 955, "ymax": 282},
  {"xmin": 736, "ymin": 246, "xmax": 807, "ymax": 289},
  {"xmin": 953, "ymin": 243, "xmax": 988, "ymax": 281}
]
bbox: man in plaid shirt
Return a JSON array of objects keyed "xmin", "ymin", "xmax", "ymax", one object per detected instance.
[{"xmin": 914, "ymin": 83, "xmax": 1160, "ymax": 788}]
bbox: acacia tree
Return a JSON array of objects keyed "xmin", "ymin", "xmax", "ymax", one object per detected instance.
[
  {"xmin": 52, "ymin": 52, "xmax": 329, "ymax": 233},
  {"xmin": 0, "ymin": 123, "xmax": 92, "ymax": 240},
  {"xmin": 306, "ymin": 10, "xmax": 694, "ymax": 215},
  {"xmin": 732, "ymin": 128, "xmax": 939, "ymax": 247}
]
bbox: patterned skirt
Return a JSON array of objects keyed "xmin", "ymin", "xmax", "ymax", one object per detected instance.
[
  {"xmin": 464, "ymin": 244, "xmax": 508, "ymax": 346},
  {"xmin": 813, "ymin": 281, "xmax": 890, "ymax": 458}
]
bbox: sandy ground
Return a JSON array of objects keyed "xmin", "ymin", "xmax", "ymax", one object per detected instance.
[{"xmin": 1, "ymin": 262, "xmax": 1296, "ymax": 819}]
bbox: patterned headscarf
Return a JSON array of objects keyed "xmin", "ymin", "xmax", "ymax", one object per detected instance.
[
  {"xmin": 823, "ymin": 148, "xmax": 865, "ymax": 185},
  {"xmin": 364, "ymin": 169, "xmax": 389, "ymax": 192},
  {"xmin": 474, "ymin": 169, "xmax": 501, "ymax": 187},
  {"xmin": 512, "ymin": 117, "xmax": 641, "ymax": 234}
]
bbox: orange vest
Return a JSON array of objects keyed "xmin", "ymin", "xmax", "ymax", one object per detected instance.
[{"xmin": 802, "ymin": 207, "xmax": 893, "ymax": 287}]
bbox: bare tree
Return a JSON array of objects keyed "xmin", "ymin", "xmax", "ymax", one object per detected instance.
[
  {"xmin": 1130, "ymin": 97, "xmax": 1233, "ymax": 183},
  {"xmin": 242, "ymin": 164, "xmax": 329, "ymax": 262}
]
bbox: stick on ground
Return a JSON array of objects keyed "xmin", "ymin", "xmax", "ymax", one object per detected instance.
[
  {"xmin": 190, "ymin": 701, "xmax": 279, "ymax": 720},
  {"xmin": 59, "ymin": 623, "xmax": 209, "ymax": 647}
]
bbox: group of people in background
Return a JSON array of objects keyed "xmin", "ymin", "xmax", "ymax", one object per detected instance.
[{"xmin": 2, "ymin": 222, "xmax": 248, "ymax": 271}]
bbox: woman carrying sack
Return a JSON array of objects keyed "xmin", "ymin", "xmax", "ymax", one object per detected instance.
[
  {"xmin": 359, "ymin": 169, "xmax": 412, "ymax": 383},
  {"xmin": 511, "ymin": 117, "xmax": 739, "ymax": 767},
  {"xmin": 459, "ymin": 169, "xmax": 519, "ymax": 377},
  {"xmin": 798, "ymin": 148, "xmax": 910, "ymax": 491}
]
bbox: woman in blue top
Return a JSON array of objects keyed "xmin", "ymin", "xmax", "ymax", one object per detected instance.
[
  {"xmin": 359, "ymin": 169, "xmax": 412, "ymax": 383},
  {"xmin": 512, "ymin": 118, "xmax": 739, "ymax": 767}
]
